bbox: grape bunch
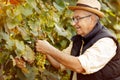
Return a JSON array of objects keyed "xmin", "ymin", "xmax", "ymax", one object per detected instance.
[{"xmin": 36, "ymin": 53, "xmax": 46, "ymax": 72}]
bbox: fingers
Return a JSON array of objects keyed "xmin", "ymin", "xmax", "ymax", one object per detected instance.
[
  {"xmin": 35, "ymin": 40, "xmax": 48, "ymax": 53},
  {"xmin": 35, "ymin": 40, "xmax": 53, "ymax": 55},
  {"xmin": 35, "ymin": 40, "xmax": 41, "ymax": 52}
]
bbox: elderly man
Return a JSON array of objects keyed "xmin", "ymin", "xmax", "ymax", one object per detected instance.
[{"xmin": 36, "ymin": 0, "xmax": 120, "ymax": 80}]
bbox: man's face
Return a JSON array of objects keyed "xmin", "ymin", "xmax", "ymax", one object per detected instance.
[{"xmin": 72, "ymin": 10, "xmax": 94, "ymax": 37}]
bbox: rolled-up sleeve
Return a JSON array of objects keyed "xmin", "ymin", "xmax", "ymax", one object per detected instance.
[{"xmin": 78, "ymin": 38, "xmax": 117, "ymax": 74}]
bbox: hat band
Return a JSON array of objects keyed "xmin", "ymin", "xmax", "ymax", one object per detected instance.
[{"xmin": 76, "ymin": 3, "xmax": 98, "ymax": 10}]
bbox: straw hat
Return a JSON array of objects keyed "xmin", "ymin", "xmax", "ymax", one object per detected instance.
[{"xmin": 68, "ymin": 0, "xmax": 104, "ymax": 18}]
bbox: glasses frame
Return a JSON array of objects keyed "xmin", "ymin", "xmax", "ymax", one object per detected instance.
[{"xmin": 72, "ymin": 15, "xmax": 91, "ymax": 24}]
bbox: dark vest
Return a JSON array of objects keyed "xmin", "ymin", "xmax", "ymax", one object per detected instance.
[{"xmin": 70, "ymin": 22, "xmax": 120, "ymax": 80}]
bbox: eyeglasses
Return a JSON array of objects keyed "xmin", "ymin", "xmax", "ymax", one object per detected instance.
[{"xmin": 72, "ymin": 15, "xmax": 91, "ymax": 24}]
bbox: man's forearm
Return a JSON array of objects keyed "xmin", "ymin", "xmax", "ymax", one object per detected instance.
[
  {"xmin": 46, "ymin": 46, "xmax": 84, "ymax": 73},
  {"xmin": 46, "ymin": 55, "xmax": 60, "ymax": 69}
]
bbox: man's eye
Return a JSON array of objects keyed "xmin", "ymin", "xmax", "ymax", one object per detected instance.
[{"xmin": 76, "ymin": 18, "xmax": 80, "ymax": 20}]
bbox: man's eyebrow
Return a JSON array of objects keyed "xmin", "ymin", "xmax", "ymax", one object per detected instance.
[{"xmin": 73, "ymin": 16, "xmax": 81, "ymax": 18}]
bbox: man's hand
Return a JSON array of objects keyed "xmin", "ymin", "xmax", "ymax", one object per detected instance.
[{"xmin": 35, "ymin": 40, "xmax": 53, "ymax": 54}]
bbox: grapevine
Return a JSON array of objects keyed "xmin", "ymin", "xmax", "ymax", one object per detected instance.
[{"xmin": 0, "ymin": 0, "xmax": 74, "ymax": 80}]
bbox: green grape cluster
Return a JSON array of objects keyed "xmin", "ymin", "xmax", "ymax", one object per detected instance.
[{"xmin": 36, "ymin": 53, "xmax": 46, "ymax": 71}]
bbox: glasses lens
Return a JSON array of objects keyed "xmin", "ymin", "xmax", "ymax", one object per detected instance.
[
  {"xmin": 72, "ymin": 17, "xmax": 77, "ymax": 23},
  {"xmin": 72, "ymin": 15, "xmax": 91, "ymax": 24}
]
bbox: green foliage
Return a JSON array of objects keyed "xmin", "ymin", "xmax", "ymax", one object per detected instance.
[
  {"xmin": 0, "ymin": 0, "xmax": 73, "ymax": 80},
  {"xmin": 99, "ymin": 0, "xmax": 120, "ymax": 42}
]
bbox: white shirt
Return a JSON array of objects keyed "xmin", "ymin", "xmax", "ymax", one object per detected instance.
[{"xmin": 60, "ymin": 37, "xmax": 117, "ymax": 78}]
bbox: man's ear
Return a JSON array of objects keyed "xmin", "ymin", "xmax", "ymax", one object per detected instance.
[{"xmin": 91, "ymin": 14, "xmax": 98, "ymax": 24}]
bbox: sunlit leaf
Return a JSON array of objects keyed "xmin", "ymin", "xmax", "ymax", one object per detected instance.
[
  {"xmin": 60, "ymin": 40, "xmax": 68, "ymax": 49},
  {"xmin": 10, "ymin": 55, "xmax": 16, "ymax": 66},
  {"xmin": 48, "ymin": 33, "xmax": 54, "ymax": 44},
  {"xmin": 22, "ymin": 45, "xmax": 35, "ymax": 64},
  {"xmin": 55, "ymin": 0, "xmax": 66, "ymax": 8},
  {"xmin": 6, "ymin": 9, "xmax": 15, "ymax": 19},
  {"xmin": 114, "ymin": 24, "xmax": 120, "ymax": 31},
  {"xmin": 15, "ymin": 40, "xmax": 25, "ymax": 57},
  {"xmin": 0, "ymin": 32, "xmax": 9, "ymax": 41},
  {"xmin": 53, "ymin": 2, "xmax": 63, "ymax": 11},
  {"xmin": 23, "ymin": 65, "xmax": 38, "ymax": 80},
  {"xmin": 17, "ymin": 27, "xmax": 30, "ymax": 40},
  {"xmin": 26, "ymin": 0, "xmax": 40, "ymax": 13},
  {"xmin": 19, "ymin": 4, "xmax": 33, "ymax": 17},
  {"xmin": 13, "ymin": 6, "xmax": 21, "ymax": 16},
  {"xmin": 5, "ymin": 39, "xmax": 15, "ymax": 51},
  {"xmin": 54, "ymin": 23, "xmax": 67, "ymax": 37},
  {"xmin": 28, "ymin": 20, "xmax": 40, "ymax": 37}
]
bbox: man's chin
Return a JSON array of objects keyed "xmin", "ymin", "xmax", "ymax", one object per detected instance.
[{"xmin": 77, "ymin": 32, "xmax": 81, "ymax": 35}]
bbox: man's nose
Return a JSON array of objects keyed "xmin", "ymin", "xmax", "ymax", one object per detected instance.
[
  {"xmin": 71, "ymin": 21, "xmax": 76, "ymax": 26},
  {"xmin": 71, "ymin": 21, "xmax": 78, "ymax": 27}
]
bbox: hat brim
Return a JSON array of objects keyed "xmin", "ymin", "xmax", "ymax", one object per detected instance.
[{"xmin": 68, "ymin": 6, "xmax": 104, "ymax": 18}]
